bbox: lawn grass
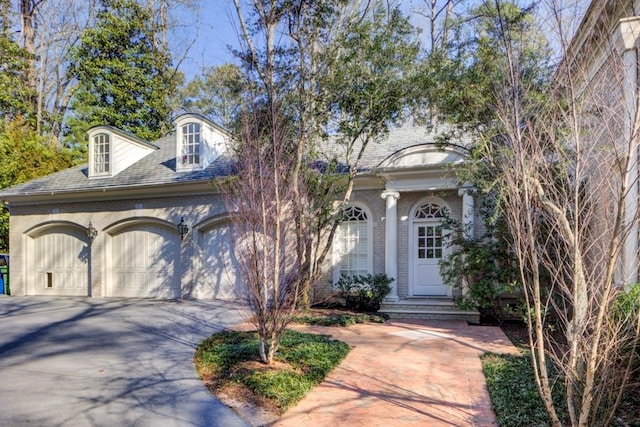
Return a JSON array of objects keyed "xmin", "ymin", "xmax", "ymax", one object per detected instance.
[
  {"xmin": 481, "ymin": 352, "xmax": 568, "ymax": 427},
  {"xmin": 195, "ymin": 329, "xmax": 350, "ymax": 414}
]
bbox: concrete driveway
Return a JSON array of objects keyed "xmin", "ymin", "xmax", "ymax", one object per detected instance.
[{"xmin": 0, "ymin": 296, "xmax": 251, "ymax": 427}]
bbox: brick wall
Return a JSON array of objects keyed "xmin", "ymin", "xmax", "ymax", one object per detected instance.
[
  {"xmin": 314, "ymin": 188, "xmax": 469, "ymax": 301},
  {"xmin": 8, "ymin": 192, "xmax": 226, "ymax": 297},
  {"xmin": 9, "ymin": 187, "xmax": 478, "ymax": 301}
]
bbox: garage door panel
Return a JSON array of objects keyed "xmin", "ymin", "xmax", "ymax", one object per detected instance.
[
  {"xmin": 32, "ymin": 227, "xmax": 88, "ymax": 296},
  {"xmin": 195, "ymin": 222, "xmax": 247, "ymax": 301},
  {"xmin": 111, "ymin": 224, "xmax": 180, "ymax": 298}
]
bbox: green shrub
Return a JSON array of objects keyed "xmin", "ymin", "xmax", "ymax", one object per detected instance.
[
  {"xmin": 482, "ymin": 352, "xmax": 568, "ymax": 426},
  {"xmin": 611, "ymin": 283, "xmax": 640, "ymax": 379},
  {"xmin": 336, "ymin": 273, "xmax": 393, "ymax": 311},
  {"xmin": 196, "ymin": 330, "xmax": 259, "ymax": 373},
  {"xmin": 292, "ymin": 312, "xmax": 388, "ymax": 326},
  {"xmin": 439, "ymin": 199, "xmax": 522, "ymax": 322},
  {"xmin": 244, "ymin": 370, "xmax": 311, "ymax": 410},
  {"xmin": 612, "ymin": 283, "xmax": 640, "ymax": 324}
]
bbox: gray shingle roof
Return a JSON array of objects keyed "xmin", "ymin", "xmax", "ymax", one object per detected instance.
[
  {"xmin": 0, "ymin": 125, "xmax": 468, "ymax": 198},
  {"xmin": 0, "ymin": 135, "xmax": 234, "ymax": 198},
  {"xmin": 323, "ymin": 124, "xmax": 471, "ymax": 170}
]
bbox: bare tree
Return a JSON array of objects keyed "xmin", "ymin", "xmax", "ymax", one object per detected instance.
[
  {"xmin": 414, "ymin": 0, "xmax": 463, "ymax": 51},
  {"xmin": 34, "ymin": 0, "xmax": 97, "ymax": 139},
  {"xmin": 223, "ymin": 107, "xmax": 308, "ymax": 364},
  {"xmin": 143, "ymin": 0, "xmax": 199, "ymax": 90},
  {"xmin": 12, "ymin": 0, "xmax": 196, "ymax": 140},
  {"xmin": 484, "ymin": 0, "xmax": 640, "ymax": 425},
  {"xmin": 222, "ymin": 0, "xmax": 421, "ymax": 362},
  {"xmin": 18, "ymin": 0, "xmax": 41, "ymax": 90}
]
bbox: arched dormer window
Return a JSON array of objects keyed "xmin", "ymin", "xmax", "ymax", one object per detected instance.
[
  {"xmin": 334, "ymin": 204, "xmax": 372, "ymax": 282},
  {"xmin": 93, "ymin": 133, "xmax": 110, "ymax": 175},
  {"xmin": 180, "ymin": 122, "xmax": 201, "ymax": 167}
]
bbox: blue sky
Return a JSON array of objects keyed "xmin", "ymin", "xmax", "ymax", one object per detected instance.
[
  {"xmin": 178, "ymin": 1, "xmax": 240, "ymax": 80},
  {"xmin": 177, "ymin": 0, "xmax": 424, "ymax": 80},
  {"xmin": 176, "ymin": 0, "xmax": 586, "ymax": 81}
]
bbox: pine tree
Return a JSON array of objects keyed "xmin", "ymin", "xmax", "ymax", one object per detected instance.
[{"xmin": 65, "ymin": 0, "xmax": 177, "ymax": 151}]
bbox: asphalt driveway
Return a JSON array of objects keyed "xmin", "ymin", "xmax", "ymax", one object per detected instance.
[{"xmin": 0, "ymin": 296, "xmax": 251, "ymax": 427}]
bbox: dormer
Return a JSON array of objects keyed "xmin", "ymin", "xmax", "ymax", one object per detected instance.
[
  {"xmin": 87, "ymin": 126, "xmax": 157, "ymax": 178},
  {"xmin": 175, "ymin": 113, "xmax": 229, "ymax": 171}
]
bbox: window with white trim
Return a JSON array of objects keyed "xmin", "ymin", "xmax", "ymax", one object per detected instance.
[
  {"xmin": 93, "ymin": 133, "xmax": 110, "ymax": 175},
  {"xmin": 335, "ymin": 205, "xmax": 370, "ymax": 278},
  {"xmin": 181, "ymin": 122, "xmax": 201, "ymax": 166}
]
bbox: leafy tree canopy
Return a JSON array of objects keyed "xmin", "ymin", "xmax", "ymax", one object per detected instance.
[
  {"xmin": 424, "ymin": 0, "xmax": 552, "ymax": 131},
  {"xmin": 0, "ymin": 117, "xmax": 74, "ymax": 251},
  {"xmin": 65, "ymin": 0, "xmax": 177, "ymax": 151},
  {"xmin": 0, "ymin": 33, "xmax": 36, "ymax": 123},
  {"xmin": 180, "ymin": 63, "xmax": 245, "ymax": 130},
  {"xmin": 321, "ymin": 4, "xmax": 422, "ymax": 145}
]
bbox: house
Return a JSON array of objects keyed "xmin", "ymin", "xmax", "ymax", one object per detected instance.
[
  {"xmin": 0, "ymin": 113, "xmax": 479, "ymax": 320},
  {"xmin": 556, "ymin": 0, "xmax": 640, "ymax": 285}
]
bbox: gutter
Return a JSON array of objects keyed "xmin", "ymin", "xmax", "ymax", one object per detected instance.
[{"xmin": 0, "ymin": 180, "xmax": 221, "ymax": 207}]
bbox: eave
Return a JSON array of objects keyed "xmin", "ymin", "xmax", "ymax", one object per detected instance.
[{"xmin": 2, "ymin": 180, "xmax": 218, "ymax": 207}]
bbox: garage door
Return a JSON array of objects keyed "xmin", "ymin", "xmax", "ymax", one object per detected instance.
[
  {"xmin": 196, "ymin": 222, "xmax": 246, "ymax": 300},
  {"xmin": 111, "ymin": 224, "xmax": 180, "ymax": 298},
  {"xmin": 33, "ymin": 226, "xmax": 88, "ymax": 296}
]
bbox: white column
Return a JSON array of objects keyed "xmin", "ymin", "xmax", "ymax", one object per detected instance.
[
  {"xmin": 617, "ymin": 18, "xmax": 640, "ymax": 284},
  {"xmin": 382, "ymin": 190, "xmax": 400, "ymax": 301},
  {"xmin": 458, "ymin": 188, "xmax": 475, "ymax": 295},
  {"xmin": 458, "ymin": 188, "xmax": 475, "ymax": 239}
]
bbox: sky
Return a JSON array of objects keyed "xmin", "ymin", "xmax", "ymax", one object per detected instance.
[
  {"xmin": 176, "ymin": 0, "xmax": 588, "ymax": 82},
  {"xmin": 178, "ymin": 1, "xmax": 240, "ymax": 80},
  {"xmin": 176, "ymin": 0, "xmax": 427, "ymax": 80}
]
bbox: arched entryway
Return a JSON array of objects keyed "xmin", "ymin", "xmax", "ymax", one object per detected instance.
[{"xmin": 409, "ymin": 198, "xmax": 451, "ymax": 297}]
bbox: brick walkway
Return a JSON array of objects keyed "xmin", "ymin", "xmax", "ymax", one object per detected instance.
[{"xmin": 274, "ymin": 320, "xmax": 520, "ymax": 427}]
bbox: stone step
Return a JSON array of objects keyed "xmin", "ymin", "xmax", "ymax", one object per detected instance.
[
  {"xmin": 379, "ymin": 299, "xmax": 480, "ymax": 323},
  {"xmin": 380, "ymin": 309, "xmax": 479, "ymax": 323},
  {"xmin": 380, "ymin": 303, "xmax": 460, "ymax": 310}
]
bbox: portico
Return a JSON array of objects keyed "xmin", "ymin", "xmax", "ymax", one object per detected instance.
[{"xmin": 373, "ymin": 144, "xmax": 473, "ymax": 303}]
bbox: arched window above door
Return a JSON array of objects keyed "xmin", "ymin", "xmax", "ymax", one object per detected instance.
[{"xmin": 414, "ymin": 203, "xmax": 448, "ymax": 219}]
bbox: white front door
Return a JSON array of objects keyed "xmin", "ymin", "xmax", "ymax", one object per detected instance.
[{"xmin": 412, "ymin": 222, "xmax": 449, "ymax": 296}]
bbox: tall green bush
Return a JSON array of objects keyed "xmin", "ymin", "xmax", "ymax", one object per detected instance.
[{"xmin": 439, "ymin": 198, "xmax": 521, "ymax": 322}]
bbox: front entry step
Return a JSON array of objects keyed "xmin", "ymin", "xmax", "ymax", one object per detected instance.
[{"xmin": 379, "ymin": 298, "xmax": 480, "ymax": 323}]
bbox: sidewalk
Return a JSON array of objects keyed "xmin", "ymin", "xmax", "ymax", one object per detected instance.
[{"xmin": 275, "ymin": 320, "xmax": 520, "ymax": 427}]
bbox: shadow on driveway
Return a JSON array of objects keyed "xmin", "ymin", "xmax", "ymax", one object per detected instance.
[{"xmin": 0, "ymin": 296, "xmax": 251, "ymax": 427}]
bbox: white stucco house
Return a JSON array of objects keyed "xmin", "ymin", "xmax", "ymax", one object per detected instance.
[{"xmin": 0, "ymin": 113, "xmax": 480, "ymax": 321}]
